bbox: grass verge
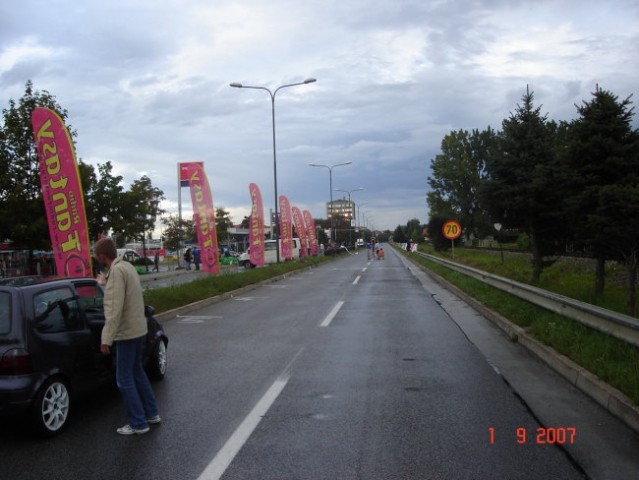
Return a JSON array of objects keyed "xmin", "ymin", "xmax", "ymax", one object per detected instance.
[
  {"xmin": 401, "ymin": 247, "xmax": 639, "ymax": 406},
  {"xmin": 143, "ymin": 256, "xmax": 330, "ymax": 314}
]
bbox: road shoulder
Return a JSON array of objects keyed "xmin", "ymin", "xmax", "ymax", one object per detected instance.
[{"xmin": 397, "ymin": 249, "xmax": 639, "ymax": 480}]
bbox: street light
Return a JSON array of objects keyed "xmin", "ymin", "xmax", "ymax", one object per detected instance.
[
  {"xmin": 335, "ymin": 187, "xmax": 364, "ymax": 247},
  {"xmin": 230, "ymin": 77, "xmax": 317, "ymax": 263},
  {"xmin": 308, "ymin": 161, "xmax": 352, "ymax": 244},
  {"xmin": 356, "ymin": 202, "xmax": 368, "ymax": 246}
]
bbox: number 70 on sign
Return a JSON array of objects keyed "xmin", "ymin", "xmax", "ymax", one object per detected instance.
[{"xmin": 442, "ymin": 220, "xmax": 462, "ymax": 240}]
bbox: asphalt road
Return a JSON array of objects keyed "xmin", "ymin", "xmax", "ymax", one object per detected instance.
[{"xmin": 2, "ymin": 247, "xmax": 637, "ymax": 479}]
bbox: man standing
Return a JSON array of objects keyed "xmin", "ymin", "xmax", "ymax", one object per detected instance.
[
  {"xmin": 94, "ymin": 238, "xmax": 161, "ymax": 435},
  {"xmin": 193, "ymin": 246, "xmax": 201, "ymax": 270}
]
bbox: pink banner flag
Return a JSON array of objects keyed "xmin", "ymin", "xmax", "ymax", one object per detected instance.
[
  {"xmin": 291, "ymin": 206, "xmax": 307, "ymax": 258},
  {"xmin": 303, "ymin": 210, "xmax": 318, "ymax": 256},
  {"xmin": 31, "ymin": 108, "xmax": 92, "ymax": 277},
  {"xmin": 249, "ymin": 183, "xmax": 265, "ymax": 267},
  {"xmin": 181, "ymin": 162, "xmax": 219, "ymax": 274},
  {"xmin": 279, "ymin": 195, "xmax": 293, "ymax": 261}
]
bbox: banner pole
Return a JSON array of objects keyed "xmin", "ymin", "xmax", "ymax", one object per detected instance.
[{"xmin": 177, "ymin": 162, "xmax": 182, "ymax": 269}]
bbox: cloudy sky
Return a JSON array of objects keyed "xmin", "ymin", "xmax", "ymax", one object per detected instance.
[{"xmin": 1, "ymin": 0, "xmax": 637, "ymax": 231}]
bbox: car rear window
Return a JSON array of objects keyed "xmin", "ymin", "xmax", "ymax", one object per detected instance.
[{"xmin": 0, "ymin": 292, "xmax": 10, "ymax": 334}]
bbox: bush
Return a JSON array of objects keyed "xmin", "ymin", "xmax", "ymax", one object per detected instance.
[{"xmin": 516, "ymin": 233, "xmax": 530, "ymax": 250}]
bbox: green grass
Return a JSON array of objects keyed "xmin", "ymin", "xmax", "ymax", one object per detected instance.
[
  {"xmin": 403, "ymin": 245, "xmax": 639, "ymax": 405},
  {"xmin": 429, "ymin": 246, "xmax": 631, "ymax": 315},
  {"xmin": 143, "ymin": 256, "xmax": 329, "ymax": 314}
]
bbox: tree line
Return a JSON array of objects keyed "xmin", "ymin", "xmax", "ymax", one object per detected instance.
[
  {"xmin": 0, "ymin": 81, "xmax": 235, "ymax": 262},
  {"xmin": 427, "ymin": 85, "xmax": 639, "ymax": 314}
]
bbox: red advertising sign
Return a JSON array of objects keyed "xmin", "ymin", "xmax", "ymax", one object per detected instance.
[
  {"xmin": 31, "ymin": 108, "xmax": 92, "ymax": 277},
  {"xmin": 249, "ymin": 183, "xmax": 265, "ymax": 267},
  {"xmin": 292, "ymin": 206, "xmax": 307, "ymax": 257},
  {"xmin": 182, "ymin": 162, "xmax": 219, "ymax": 274},
  {"xmin": 279, "ymin": 195, "xmax": 293, "ymax": 261},
  {"xmin": 303, "ymin": 210, "xmax": 318, "ymax": 256}
]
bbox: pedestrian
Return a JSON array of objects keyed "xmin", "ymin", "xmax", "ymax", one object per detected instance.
[
  {"xmin": 153, "ymin": 251, "xmax": 160, "ymax": 272},
  {"xmin": 94, "ymin": 238, "xmax": 161, "ymax": 435},
  {"xmin": 184, "ymin": 248, "xmax": 192, "ymax": 270},
  {"xmin": 193, "ymin": 247, "xmax": 201, "ymax": 270}
]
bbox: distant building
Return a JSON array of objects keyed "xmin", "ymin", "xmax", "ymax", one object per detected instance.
[{"xmin": 327, "ymin": 199, "xmax": 355, "ymax": 221}]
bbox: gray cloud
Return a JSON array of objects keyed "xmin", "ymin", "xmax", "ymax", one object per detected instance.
[{"xmin": 1, "ymin": 0, "xmax": 637, "ymax": 231}]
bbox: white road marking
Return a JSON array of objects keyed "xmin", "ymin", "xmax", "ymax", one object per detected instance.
[
  {"xmin": 176, "ymin": 315, "xmax": 222, "ymax": 324},
  {"xmin": 353, "ymin": 275, "xmax": 361, "ymax": 285},
  {"xmin": 320, "ymin": 300, "xmax": 344, "ymax": 327},
  {"xmin": 197, "ymin": 377, "xmax": 289, "ymax": 480},
  {"xmin": 232, "ymin": 296, "xmax": 266, "ymax": 301},
  {"xmin": 197, "ymin": 347, "xmax": 303, "ymax": 480}
]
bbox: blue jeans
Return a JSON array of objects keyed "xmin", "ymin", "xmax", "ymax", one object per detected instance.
[{"xmin": 115, "ymin": 336, "xmax": 159, "ymax": 429}]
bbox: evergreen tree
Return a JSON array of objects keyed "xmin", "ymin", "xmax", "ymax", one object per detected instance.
[
  {"xmin": 564, "ymin": 87, "xmax": 639, "ymax": 313},
  {"xmin": 481, "ymin": 88, "xmax": 568, "ymax": 283},
  {"xmin": 393, "ymin": 225, "xmax": 409, "ymax": 243}
]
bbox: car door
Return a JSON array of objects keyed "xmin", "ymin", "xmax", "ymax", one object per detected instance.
[
  {"xmin": 71, "ymin": 281, "xmax": 112, "ymax": 380},
  {"xmin": 29, "ymin": 285, "xmax": 109, "ymax": 393}
]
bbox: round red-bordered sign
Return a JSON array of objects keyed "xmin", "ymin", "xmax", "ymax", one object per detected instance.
[{"xmin": 442, "ymin": 220, "xmax": 462, "ymax": 240}]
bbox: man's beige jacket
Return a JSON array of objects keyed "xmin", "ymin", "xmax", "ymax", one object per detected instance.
[{"xmin": 101, "ymin": 257, "xmax": 148, "ymax": 345}]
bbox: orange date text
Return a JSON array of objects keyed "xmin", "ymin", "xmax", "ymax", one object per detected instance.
[{"xmin": 488, "ymin": 427, "xmax": 576, "ymax": 445}]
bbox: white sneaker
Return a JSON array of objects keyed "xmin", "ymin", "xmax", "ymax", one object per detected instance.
[
  {"xmin": 117, "ymin": 424, "xmax": 150, "ymax": 435},
  {"xmin": 147, "ymin": 415, "xmax": 162, "ymax": 425}
]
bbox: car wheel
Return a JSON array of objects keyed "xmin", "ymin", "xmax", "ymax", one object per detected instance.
[
  {"xmin": 30, "ymin": 377, "xmax": 71, "ymax": 437},
  {"xmin": 147, "ymin": 339, "xmax": 167, "ymax": 381}
]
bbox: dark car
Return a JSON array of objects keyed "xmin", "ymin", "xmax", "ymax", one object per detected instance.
[{"xmin": 0, "ymin": 276, "xmax": 168, "ymax": 437}]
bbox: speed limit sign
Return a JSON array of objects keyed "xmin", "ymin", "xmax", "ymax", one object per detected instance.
[{"xmin": 442, "ymin": 220, "xmax": 462, "ymax": 240}]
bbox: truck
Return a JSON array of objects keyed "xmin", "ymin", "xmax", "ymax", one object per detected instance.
[{"xmin": 238, "ymin": 238, "xmax": 301, "ymax": 269}]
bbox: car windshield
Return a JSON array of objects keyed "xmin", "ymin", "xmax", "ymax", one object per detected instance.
[{"xmin": 0, "ymin": 291, "xmax": 10, "ymax": 334}]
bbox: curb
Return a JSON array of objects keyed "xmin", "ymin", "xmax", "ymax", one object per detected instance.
[
  {"xmin": 153, "ymin": 264, "xmax": 317, "ymax": 323},
  {"xmin": 403, "ymin": 252, "xmax": 639, "ymax": 436}
]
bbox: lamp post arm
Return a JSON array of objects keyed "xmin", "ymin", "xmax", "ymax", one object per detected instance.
[{"xmin": 231, "ymin": 78, "xmax": 317, "ymax": 262}]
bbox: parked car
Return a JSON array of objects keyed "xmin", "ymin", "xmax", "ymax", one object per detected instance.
[
  {"xmin": 324, "ymin": 245, "xmax": 348, "ymax": 256},
  {"xmin": 116, "ymin": 249, "xmax": 154, "ymax": 266},
  {"xmin": 0, "ymin": 276, "xmax": 168, "ymax": 437}
]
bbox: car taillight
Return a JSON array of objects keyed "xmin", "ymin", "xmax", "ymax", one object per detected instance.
[{"xmin": 0, "ymin": 348, "xmax": 34, "ymax": 375}]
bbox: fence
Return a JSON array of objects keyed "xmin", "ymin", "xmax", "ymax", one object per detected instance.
[{"xmin": 413, "ymin": 251, "xmax": 639, "ymax": 348}]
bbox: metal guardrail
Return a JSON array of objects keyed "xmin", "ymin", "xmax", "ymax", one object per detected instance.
[{"xmin": 413, "ymin": 251, "xmax": 639, "ymax": 348}]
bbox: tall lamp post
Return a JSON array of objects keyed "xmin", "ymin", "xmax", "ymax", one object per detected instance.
[
  {"xmin": 230, "ymin": 77, "xmax": 317, "ymax": 263},
  {"xmin": 308, "ymin": 161, "xmax": 352, "ymax": 244},
  {"xmin": 335, "ymin": 187, "xmax": 364, "ymax": 247},
  {"xmin": 356, "ymin": 202, "xmax": 368, "ymax": 246}
]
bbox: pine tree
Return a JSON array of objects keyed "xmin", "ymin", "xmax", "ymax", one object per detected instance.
[
  {"xmin": 481, "ymin": 87, "xmax": 568, "ymax": 283},
  {"xmin": 564, "ymin": 86, "xmax": 639, "ymax": 313}
]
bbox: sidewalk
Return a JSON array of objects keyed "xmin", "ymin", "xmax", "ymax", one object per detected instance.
[{"xmin": 138, "ymin": 265, "xmax": 205, "ymax": 288}]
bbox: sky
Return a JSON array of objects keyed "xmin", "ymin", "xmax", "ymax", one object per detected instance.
[{"xmin": 1, "ymin": 0, "xmax": 638, "ymax": 232}]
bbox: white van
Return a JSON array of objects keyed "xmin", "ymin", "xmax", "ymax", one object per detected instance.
[{"xmin": 238, "ymin": 238, "xmax": 301, "ymax": 268}]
